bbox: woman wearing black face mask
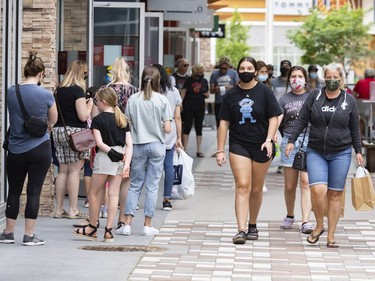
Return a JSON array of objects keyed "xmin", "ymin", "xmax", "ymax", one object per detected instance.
[
  {"xmin": 181, "ymin": 63, "xmax": 209, "ymax": 157},
  {"xmin": 216, "ymin": 56, "xmax": 282, "ymax": 244},
  {"xmin": 0, "ymin": 50, "xmax": 58, "ymax": 246}
]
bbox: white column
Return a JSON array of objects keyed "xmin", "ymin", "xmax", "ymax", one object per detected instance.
[{"xmin": 265, "ymin": 0, "xmax": 273, "ymax": 64}]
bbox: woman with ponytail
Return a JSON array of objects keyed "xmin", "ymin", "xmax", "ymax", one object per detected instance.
[
  {"xmin": 123, "ymin": 66, "xmax": 172, "ymax": 236},
  {"xmin": 0, "ymin": 50, "xmax": 57, "ymax": 246},
  {"xmin": 73, "ymin": 87, "xmax": 132, "ymax": 242}
]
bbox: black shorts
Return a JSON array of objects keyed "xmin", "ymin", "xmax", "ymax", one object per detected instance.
[{"xmin": 229, "ymin": 142, "xmax": 275, "ymax": 163}]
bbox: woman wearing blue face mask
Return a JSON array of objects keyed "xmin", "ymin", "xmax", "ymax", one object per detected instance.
[
  {"xmin": 256, "ymin": 60, "xmax": 273, "ymax": 89},
  {"xmin": 307, "ymin": 65, "xmax": 324, "ymax": 91},
  {"xmin": 278, "ymin": 66, "xmax": 314, "ymax": 235}
]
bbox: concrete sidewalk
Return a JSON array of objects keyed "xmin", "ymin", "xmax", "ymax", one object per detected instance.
[{"xmin": 1, "ymin": 127, "xmax": 375, "ymax": 281}]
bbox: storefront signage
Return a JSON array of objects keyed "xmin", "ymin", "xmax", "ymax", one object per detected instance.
[
  {"xmin": 199, "ymin": 24, "xmax": 225, "ymax": 38},
  {"xmin": 273, "ymin": 0, "xmax": 313, "ymax": 15},
  {"xmin": 148, "ymin": 0, "xmax": 207, "ymax": 21}
]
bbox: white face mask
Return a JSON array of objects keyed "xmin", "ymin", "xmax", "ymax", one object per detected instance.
[{"xmin": 290, "ymin": 78, "xmax": 306, "ymax": 91}]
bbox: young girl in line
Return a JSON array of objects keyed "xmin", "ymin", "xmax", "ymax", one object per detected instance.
[{"xmin": 73, "ymin": 87, "xmax": 132, "ymax": 242}]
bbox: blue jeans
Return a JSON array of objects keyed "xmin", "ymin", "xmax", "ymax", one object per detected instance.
[
  {"xmin": 125, "ymin": 141, "xmax": 166, "ymax": 218},
  {"xmin": 306, "ymin": 147, "xmax": 352, "ymax": 191},
  {"xmin": 163, "ymin": 146, "xmax": 175, "ymax": 198}
]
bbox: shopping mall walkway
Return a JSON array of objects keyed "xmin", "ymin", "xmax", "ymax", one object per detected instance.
[{"xmin": 0, "ymin": 127, "xmax": 375, "ymax": 281}]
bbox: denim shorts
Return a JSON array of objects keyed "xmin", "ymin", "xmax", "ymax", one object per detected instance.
[
  {"xmin": 280, "ymin": 133, "xmax": 308, "ymax": 167},
  {"xmin": 306, "ymin": 146, "xmax": 352, "ymax": 191}
]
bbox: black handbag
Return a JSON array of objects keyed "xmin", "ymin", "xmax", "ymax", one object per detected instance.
[
  {"xmin": 292, "ymin": 129, "xmax": 308, "ymax": 172},
  {"xmin": 15, "ymin": 84, "xmax": 48, "ymax": 137}
]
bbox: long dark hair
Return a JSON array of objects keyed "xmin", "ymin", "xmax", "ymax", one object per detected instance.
[
  {"xmin": 236, "ymin": 56, "xmax": 257, "ymax": 72},
  {"xmin": 152, "ymin": 63, "xmax": 171, "ymax": 93}
]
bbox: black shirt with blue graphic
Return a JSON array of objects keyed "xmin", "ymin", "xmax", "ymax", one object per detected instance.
[{"xmin": 219, "ymin": 83, "xmax": 282, "ymax": 147}]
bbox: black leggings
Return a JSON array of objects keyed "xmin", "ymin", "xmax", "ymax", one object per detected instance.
[
  {"xmin": 182, "ymin": 106, "xmax": 205, "ymax": 136},
  {"xmin": 6, "ymin": 140, "xmax": 52, "ymax": 220}
]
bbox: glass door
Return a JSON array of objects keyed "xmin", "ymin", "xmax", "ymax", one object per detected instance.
[
  {"xmin": 89, "ymin": 2, "xmax": 145, "ymax": 88},
  {"xmin": 144, "ymin": 12, "xmax": 163, "ymax": 66}
]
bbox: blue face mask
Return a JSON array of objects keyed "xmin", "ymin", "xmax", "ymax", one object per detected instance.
[
  {"xmin": 309, "ymin": 72, "xmax": 318, "ymax": 79},
  {"xmin": 258, "ymin": 74, "xmax": 268, "ymax": 82}
]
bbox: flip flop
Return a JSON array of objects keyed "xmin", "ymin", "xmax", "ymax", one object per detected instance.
[
  {"xmin": 53, "ymin": 209, "xmax": 69, "ymax": 219},
  {"xmin": 306, "ymin": 229, "xmax": 325, "ymax": 244},
  {"xmin": 68, "ymin": 210, "xmax": 88, "ymax": 219},
  {"xmin": 327, "ymin": 241, "xmax": 339, "ymax": 248}
]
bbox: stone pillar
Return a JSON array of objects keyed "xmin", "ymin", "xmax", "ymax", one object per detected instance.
[{"xmin": 20, "ymin": 0, "xmax": 57, "ymax": 216}]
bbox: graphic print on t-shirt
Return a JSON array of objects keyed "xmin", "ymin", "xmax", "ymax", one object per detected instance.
[
  {"xmin": 192, "ymin": 82, "xmax": 202, "ymax": 94},
  {"xmin": 238, "ymin": 98, "xmax": 256, "ymax": 124}
]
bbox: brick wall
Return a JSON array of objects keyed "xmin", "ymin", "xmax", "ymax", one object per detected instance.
[
  {"xmin": 20, "ymin": 0, "xmax": 57, "ymax": 216},
  {"xmin": 63, "ymin": 0, "xmax": 87, "ymax": 51}
]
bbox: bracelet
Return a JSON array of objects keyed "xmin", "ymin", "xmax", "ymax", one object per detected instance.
[{"xmin": 216, "ymin": 150, "xmax": 225, "ymax": 154}]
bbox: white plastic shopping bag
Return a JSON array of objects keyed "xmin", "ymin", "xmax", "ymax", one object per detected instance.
[
  {"xmin": 171, "ymin": 149, "xmax": 195, "ymax": 200},
  {"xmin": 270, "ymin": 130, "xmax": 282, "ymax": 167}
]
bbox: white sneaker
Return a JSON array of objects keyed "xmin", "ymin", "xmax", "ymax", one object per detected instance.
[
  {"xmin": 143, "ymin": 226, "xmax": 159, "ymax": 236},
  {"xmin": 116, "ymin": 224, "xmax": 131, "ymax": 236}
]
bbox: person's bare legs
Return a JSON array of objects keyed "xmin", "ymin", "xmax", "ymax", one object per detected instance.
[
  {"xmin": 249, "ymin": 160, "xmax": 271, "ymax": 224},
  {"xmin": 310, "ymin": 184, "xmax": 327, "ymax": 236},
  {"xmin": 106, "ymin": 175, "xmax": 122, "ymax": 231},
  {"xmin": 299, "ymin": 171, "xmax": 312, "ymax": 223},
  {"xmin": 196, "ymin": 135, "xmax": 202, "ymax": 154},
  {"xmin": 283, "ymin": 167, "xmax": 298, "ymax": 217},
  {"xmin": 66, "ymin": 160, "xmax": 84, "ymax": 216},
  {"xmin": 88, "ymin": 174, "xmax": 108, "ymax": 228},
  {"xmin": 182, "ymin": 134, "xmax": 189, "ymax": 151},
  {"xmin": 118, "ymin": 178, "xmax": 130, "ymax": 224},
  {"xmin": 55, "ymin": 164, "xmax": 68, "ymax": 215},
  {"xmin": 229, "ymin": 153, "xmax": 252, "ymax": 232},
  {"xmin": 327, "ymin": 189, "xmax": 342, "ymax": 243}
]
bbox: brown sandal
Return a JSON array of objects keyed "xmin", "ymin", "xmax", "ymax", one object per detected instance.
[
  {"xmin": 327, "ymin": 241, "xmax": 339, "ymax": 248},
  {"xmin": 306, "ymin": 229, "xmax": 325, "ymax": 244},
  {"xmin": 73, "ymin": 224, "xmax": 97, "ymax": 241}
]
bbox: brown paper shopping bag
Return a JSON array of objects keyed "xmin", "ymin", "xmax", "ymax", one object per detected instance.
[
  {"xmin": 324, "ymin": 186, "xmax": 346, "ymax": 218},
  {"xmin": 351, "ymin": 170, "xmax": 375, "ymax": 211}
]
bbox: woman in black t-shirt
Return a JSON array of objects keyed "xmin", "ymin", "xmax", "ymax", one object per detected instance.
[
  {"xmin": 216, "ymin": 57, "xmax": 281, "ymax": 244},
  {"xmin": 74, "ymin": 87, "xmax": 132, "ymax": 242},
  {"xmin": 53, "ymin": 60, "xmax": 94, "ymax": 220},
  {"xmin": 181, "ymin": 63, "xmax": 209, "ymax": 157}
]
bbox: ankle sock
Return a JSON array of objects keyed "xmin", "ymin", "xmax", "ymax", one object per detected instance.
[
  {"xmin": 287, "ymin": 215, "xmax": 294, "ymax": 219},
  {"xmin": 248, "ymin": 223, "xmax": 256, "ymax": 229}
]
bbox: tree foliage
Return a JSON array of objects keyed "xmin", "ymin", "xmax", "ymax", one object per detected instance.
[
  {"xmin": 287, "ymin": 5, "xmax": 373, "ymax": 71},
  {"xmin": 216, "ymin": 10, "xmax": 250, "ymax": 66}
]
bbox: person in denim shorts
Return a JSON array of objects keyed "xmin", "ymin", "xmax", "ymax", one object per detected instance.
[
  {"xmin": 278, "ymin": 66, "xmax": 314, "ymax": 234},
  {"xmin": 286, "ymin": 63, "xmax": 363, "ymax": 248},
  {"xmin": 217, "ymin": 57, "xmax": 282, "ymax": 244}
]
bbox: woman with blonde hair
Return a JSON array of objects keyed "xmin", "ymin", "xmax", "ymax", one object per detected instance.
[
  {"xmin": 53, "ymin": 60, "xmax": 93, "ymax": 219},
  {"xmin": 105, "ymin": 57, "xmax": 138, "ymax": 234},
  {"xmin": 74, "ymin": 87, "xmax": 132, "ymax": 242},
  {"xmin": 123, "ymin": 66, "xmax": 172, "ymax": 236},
  {"xmin": 181, "ymin": 63, "xmax": 209, "ymax": 157}
]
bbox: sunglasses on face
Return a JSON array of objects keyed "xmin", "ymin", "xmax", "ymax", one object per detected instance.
[{"xmin": 183, "ymin": 64, "xmax": 189, "ymax": 67}]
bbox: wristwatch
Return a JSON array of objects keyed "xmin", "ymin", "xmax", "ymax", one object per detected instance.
[{"xmin": 266, "ymin": 138, "xmax": 273, "ymax": 143}]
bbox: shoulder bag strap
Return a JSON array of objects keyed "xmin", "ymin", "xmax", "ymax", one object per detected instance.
[
  {"xmin": 54, "ymin": 89, "xmax": 70, "ymax": 139},
  {"xmin": 15, "ymin": 84, "xmax": 29, "ymax": 120}
]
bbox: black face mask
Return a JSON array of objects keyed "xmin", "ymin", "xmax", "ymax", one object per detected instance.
[
  {"xmin": 280, "ymin": 67, "xmax": 290, "ymax": 77},
  {"xmin": 239, "ymin": 72, "xmax": 255, "ymax": 83},
  {"xmin": 195, "ymin": 75, "xmax": 204, "ymax": 80}
]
